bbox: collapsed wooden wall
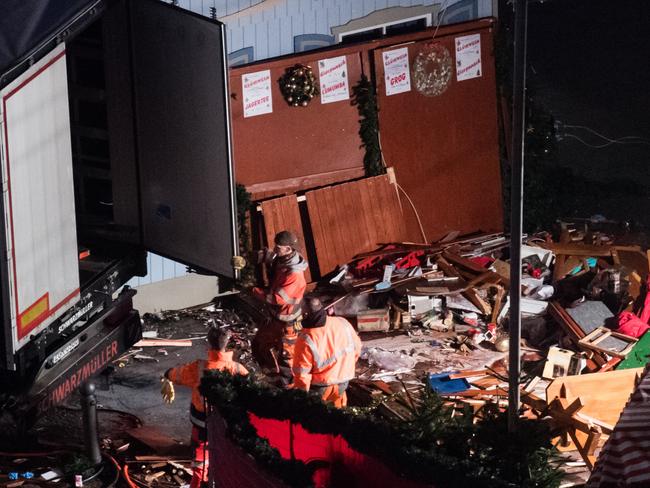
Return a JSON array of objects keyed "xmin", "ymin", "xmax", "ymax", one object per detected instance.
[{"xmin": 260, "ymin": 174, "xmax": 406, "ymax": 279}]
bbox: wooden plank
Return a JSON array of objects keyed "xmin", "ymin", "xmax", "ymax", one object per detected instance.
[
  {"xmin": 305, "ymin": 189, "xmax": 330, "ymax": 276},
  {"xmin": 260, "ymin": 195, "xmax": 311, "ymax": 282},
  {"xmin": 537, "ymin": 242, "xmax": 615, "ymax": 257},
  {"xmin": 245, "ymin": 167, "xmax": 365, "ymax": 200},
  {"xmin": 546, "ymin": 368, "xmax": 643, "ymax": 428},
  {"xmin": 305, "ymin": 175, "xmax": 408, "ymax": 275}
]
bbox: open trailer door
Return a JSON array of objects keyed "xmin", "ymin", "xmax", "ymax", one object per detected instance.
[{"xmin": 127, "ymin": 0, "xmax": 238, "ymax": 278}]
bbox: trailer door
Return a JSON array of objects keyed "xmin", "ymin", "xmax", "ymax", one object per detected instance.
[
  {"xmin": 0, "ymin": 44, "xmax": 80, "ymax": 357},
  {"xmin": 127, "ymin": 1, "xmax": 238, "ymax": 278}
]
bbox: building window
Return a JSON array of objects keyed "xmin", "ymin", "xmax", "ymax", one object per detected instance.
[{"xmin": 339, "ymin": 15, "xmax": 431, "ymax": 44}]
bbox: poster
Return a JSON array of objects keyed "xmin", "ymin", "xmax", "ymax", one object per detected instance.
[
  {"xmin": 382, "ymin": 47, "xmax": 411, "ymax": 96},
  {"xmin": 242, "ymin": 69, "xmax": 273, "ymax": 118},
  {"xmin": 318, "ymin": 56, "xmax": 349, "ymax": 104},
  {"xmin": 455, "ymin": 33, "xmax": 482, "ymax": 81}
]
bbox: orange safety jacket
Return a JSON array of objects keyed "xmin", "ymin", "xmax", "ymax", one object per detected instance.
[
  {"xmin": 255, "ymin": 251, "xmax": 308, "ymax": 323},
  {"xmin": 166, "ymin": 350, "xmax": 248, "ymax": 429},
  {"xmin": 291, "ymin": 316, "xmax": 361, "ymax": 390}
]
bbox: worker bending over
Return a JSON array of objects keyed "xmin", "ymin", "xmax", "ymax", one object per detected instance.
[
  {"xmin": 291, "ymin": 297, "xmax": 361, "ymax": 408},
  {"xmin": 161, "ymin": 327, "xmax": 248, "ymax": 488},
  {"xmin": 252, "ymin": 230, "xmax": 308, "ymax": 371}
]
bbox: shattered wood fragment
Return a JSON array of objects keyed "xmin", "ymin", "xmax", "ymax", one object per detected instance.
[{"xmin": 133, "ymin": 339, "xmax": 193, "ymax": 347}]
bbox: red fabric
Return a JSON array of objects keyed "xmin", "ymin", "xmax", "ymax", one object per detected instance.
[
  {"xmin": 249, "ymin": 413, "xmax": 430, "ymax": 488},
  {"xmin": 207, "ymin": 414, "xmax": 288, "ymax": 488},
  {"xmin": 470, "ymin": 256, "xmax": 493, "ymax": 268},
  {"xmin": 617, "ymin": 311, "xmax": 650, "ymax": 339}
]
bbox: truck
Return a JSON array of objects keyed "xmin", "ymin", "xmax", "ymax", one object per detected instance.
[{"xmin": 0, "ymin": 0, "xmax": 238, "ymax": 429}]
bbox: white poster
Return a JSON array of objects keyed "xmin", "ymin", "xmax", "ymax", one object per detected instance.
[
  {"xmin": 242, "ymin": 70, "xmax": 273, "ymax": 118},
  {"xmin": 455, "ymin": 33, "xmax": 482, "ymax": 81},
  {"xmin": 318, "ymin": 56, "xmax": 349, "ymax": 104},
  {"xmin": 382, "ymin": 47, "xmax": 411, "ymax": 96}
]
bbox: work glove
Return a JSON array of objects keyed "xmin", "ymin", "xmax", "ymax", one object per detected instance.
[
  {"xmin": 231, "ymin": 255, "xmax": 246, "ymax": 271},
  {"xmin": 160, "ymin": 377, "xmax": 175, "ymax": 404}
]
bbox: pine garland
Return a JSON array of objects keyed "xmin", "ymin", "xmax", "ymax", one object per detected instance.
[
  {"xmin": 201, "ymin": 372, "xmax": 563, "ymax": 488},
  {"xmin": 352, "ymin": 75, "xmax": 385, "ymax": 177},
  {"xmin": 235, "ymin": 183, "xmax": 255, "ymax": 286}
]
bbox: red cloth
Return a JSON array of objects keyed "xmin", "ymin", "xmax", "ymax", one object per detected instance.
[
  {"xmin": 249, "ymin": 413, "xmax": 430, "ymax": 488},
  {"xmin": 617, "ymin": 311, "xmax": 650, "ymax": 339},
  {"xmin": 470, "ymin": 256, "xmax": 493, "ymax": 268}
]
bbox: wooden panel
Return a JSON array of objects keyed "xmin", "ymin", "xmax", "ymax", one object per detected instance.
[
  {"xmin": 546, "ymin": 368, "xmax": 643, "ymax": 427},
  {"xmin": 230, "ymin": 51, "xmax": 365, "ymax": 192},
  {"xmin": 306, "ymin": 174, "xmax": 407, "ymax": 275},
  {"xmin": 374, "ymin": 23, "xmax": 503, "ymax": 240},
  {"xmin": 260, "ymin": 195, "xmax": 311, "ymax": 282}
]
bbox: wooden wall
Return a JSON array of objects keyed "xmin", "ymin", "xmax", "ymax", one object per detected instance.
[
  {"xmin": 374, "ymin": 22, "xmax": 503, "ymax": 240},
  {"xmin": 233, "ymin": 19, "xmax": 503, "ymax": 246}
]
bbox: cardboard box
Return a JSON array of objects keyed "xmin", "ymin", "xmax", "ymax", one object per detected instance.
[{"xmin": 356, "ymin": 308, "xmax": 390, "ymax": 332}]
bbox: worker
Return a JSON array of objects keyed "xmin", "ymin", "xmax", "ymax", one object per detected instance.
[
  {"xmin": 160, "ymin": 327, "xmax": 248, "ymax": 488},
  {"xmin": 291, "ymin": 297, "xmax": 361, "ymax": 408},
  {"xmin": 252, "ymin": 230, "xmax": 308, "ymax": 372}
]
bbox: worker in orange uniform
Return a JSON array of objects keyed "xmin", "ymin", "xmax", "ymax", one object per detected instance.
[
  {"xmin": 161, "ymin": 327, "xmax": 248, "ymax": 488},
  {"xmin": 252, "ymin": 230, "xmax": 308, "ymax": 373},
  {"xmin": 291, "ymin": 297, "xmax": 362, "ymax": 408}
]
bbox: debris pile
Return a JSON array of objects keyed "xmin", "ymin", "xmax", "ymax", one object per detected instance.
[{"xmin": 298, "ymin": 222, "xmax": 649, "ymax": 479}]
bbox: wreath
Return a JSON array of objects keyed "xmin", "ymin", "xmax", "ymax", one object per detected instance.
[
  {"xmin": 412, "ymin": 43, "xmax": 453, "ymax": 97},
  {"xmin": 279, "ymin": 64, "xmax": 319, "ymax": 107}
]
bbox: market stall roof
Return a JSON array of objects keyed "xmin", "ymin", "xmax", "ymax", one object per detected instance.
[{"xmin": 0, "ymin": 0, "xmax": 100, "ymax": 76}]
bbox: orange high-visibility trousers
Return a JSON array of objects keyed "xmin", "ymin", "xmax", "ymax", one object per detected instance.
[
  {"xmin": 190, "ymin": 426, "xmax": 209, "ymax": 488},
  {"xmin": 315, "ymin": 382, "xmax": 349, "ymax": 408}
]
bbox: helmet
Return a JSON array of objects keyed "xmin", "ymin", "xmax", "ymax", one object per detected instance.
[{"xmin": 274, "ymin": 230, "xmax": 298, "ymax": 248}]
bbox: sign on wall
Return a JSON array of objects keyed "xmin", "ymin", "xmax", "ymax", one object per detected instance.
[
  {"xmin": 242, "ymin": 69, "xmax": 273, "ymax": 117},
  {"xmin": 455, "ymin": 33, "xmax": 482, "ymax": 81},
  {"xmin": 382, "ymin": 47, "xmax": 411, "ymax": 96},
  {"xmin": 318, "ymin": 56, "xmax": 349, "ymax": 104}
]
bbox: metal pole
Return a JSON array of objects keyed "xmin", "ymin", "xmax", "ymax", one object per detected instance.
[
  {"xmin": 80, "ymin": 381, "xmax": 102, "ymax": 466},
  {"xmin": 508, "ymin": 0, "xmax": 528, "ymax": 433}
]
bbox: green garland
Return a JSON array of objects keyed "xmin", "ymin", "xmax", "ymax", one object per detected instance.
[
  {"xmin": 235, "ymin": 183, "xmax": 255, "ymax": 286},
  {"xmin": 201, "ymin": 372, "xmax": 563, "ymax": 488},
  {"xmin": 352, "ymin": 75, "xmax": 385, "ymax": 177}
]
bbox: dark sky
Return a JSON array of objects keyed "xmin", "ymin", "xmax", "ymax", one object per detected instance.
[{"xmin": 526, "ymin": 0, "xmax": 650, "ymax": 223}]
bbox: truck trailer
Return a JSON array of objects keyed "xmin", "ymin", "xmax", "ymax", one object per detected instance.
[{"xmin": 0, "ymin": 0, "xmax": 238, "ymax": 427}]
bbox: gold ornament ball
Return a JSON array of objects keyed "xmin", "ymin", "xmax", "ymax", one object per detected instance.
[
  {"xmin": 297, "ymin": 69, "xmax": 304, "ymax": 76},
  {"xmin": 301, "ymin": 100, "xmax": 308, "ymax": 106},
  {"xmin": 293, "ymin": 102, "xmax": 299, "ymax": 106},
  {"xmin": 287, "ymin": 96, "xmax": 293, "ymax": 103}
]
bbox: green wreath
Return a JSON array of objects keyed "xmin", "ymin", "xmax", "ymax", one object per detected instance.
[{"xmin": 279, "ymin": 64, "xmax": 319, "ymax": 107}]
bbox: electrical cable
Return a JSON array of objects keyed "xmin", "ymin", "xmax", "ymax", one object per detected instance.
[
  {"xmin": 432, "ymin": 0, "xmax": 452, "ymax": 41},
  {"xmin": 376, "ymin": 131, "xmax": 429, "ymax": 243},
  {"xmin": 563, "ymin": 124, "xmax": 650, "ymax": 145},
  {"xmin": 563, "ymin": 133, "xmax": 650, "ymax": 149}
]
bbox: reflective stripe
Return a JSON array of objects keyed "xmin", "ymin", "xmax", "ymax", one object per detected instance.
[
  {"xmin": 282, "ymin": 336, "xmax": 297, "ymax": 345},
  {"xmin": 303, "ymin": 334, "xmax": 323, "ymax": 367},
  {"xmin": 311, "ymin": 378, "xmax": 353, "ymax": 387},
  {"xmin": 190, "ymin": 414, "xmax": 206, "ymax": 428},
  {"xmin": 292, "ymin": 366, "xmax": 312, "ymax": 375},
  {"xmin": 277, "ymin": 287, "xmax": 301, "ymax": 305},
  {"xmin": 277, "ymin": 308, "xmax": 302, "ymax": 322},
  {"xmin": 306, "ymin": 322, "xmax": 355, "ymax": 370}
]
